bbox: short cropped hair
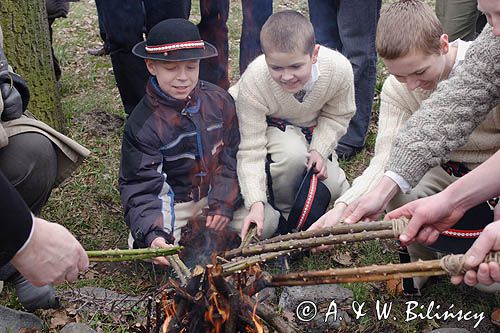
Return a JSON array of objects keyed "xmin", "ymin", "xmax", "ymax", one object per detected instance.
[
  {"xmin": 260, "ymin": 10, "xmax": 316, "ymax": 56},
  {"xmin": 376, "ymin": 0, "xmax": 443, "ymax": 60}
]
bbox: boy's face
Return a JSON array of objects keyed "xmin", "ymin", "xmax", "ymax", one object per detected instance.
[
  {"xmin": 145, "ymin": 59, "xmax": 200, "ymax": 100},
  {"xmin": 264, "ymin": 45, "xmax": 320, "ymax": 94},
  {"xmin": 478, "ymin": 0, "xmax": 500, "ymax": 36},
  {"xmin": 383, "ymin": 36, "xmax": 448, "ymax": 91}
]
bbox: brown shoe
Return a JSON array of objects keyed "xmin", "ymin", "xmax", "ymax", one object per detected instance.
[{"xmin": 87, "ymin": 45, "xmax": 108, "ymax": 56}]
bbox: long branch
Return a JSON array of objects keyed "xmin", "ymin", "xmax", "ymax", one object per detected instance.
[
  {"xmin": 87, "ymin": 246, "xmax": 182, "ymax": 262},
  {"xmin": 226, "ymin": 229, "xmax": 395, "ymax": 259}
]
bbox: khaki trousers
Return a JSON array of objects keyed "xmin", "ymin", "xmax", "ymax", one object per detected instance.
[
  {"xmin": 266, "ymin": 126, "xmax": 350, "ymax": 218},
  {"xmin": 436, "ymin": 0, "xmax": 480, "ymax": 41}
]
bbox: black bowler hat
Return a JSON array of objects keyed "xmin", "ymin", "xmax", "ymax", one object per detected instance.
[
  {"xmin": 278, "ymin": 169, "xmax": 331, "ymax": 234},
  {"xmin": 426, "ymin": 201, "xmax": 494, "ymax": 254},
  {"xmin": 132, "ymin": 18, "xmax": 218, "ymax": 62}
]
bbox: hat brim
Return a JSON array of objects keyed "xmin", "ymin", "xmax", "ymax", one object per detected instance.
[
  {"xmin": 279, "ymin": 169, "xmax": 331, "ymax": 234},
  {"xmin": 426, "ymin": 202, "xmax": 493, "ymax": 254},
  {"xmin": 132, "ymin": 40, "xmax": 218, "ymax": 61}
]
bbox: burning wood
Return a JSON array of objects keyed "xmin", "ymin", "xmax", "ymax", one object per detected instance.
[{"xmin": 146, "ymin": 258, "xmax": 298, "ymax": 333}]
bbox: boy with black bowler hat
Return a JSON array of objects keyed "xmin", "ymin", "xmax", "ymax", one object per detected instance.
[{"xmin": 119, "ymin": 19, "xmax": 280, "ymax": 266}]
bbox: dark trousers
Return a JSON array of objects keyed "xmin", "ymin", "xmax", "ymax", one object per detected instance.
[
  {"xmin": 308, "ymin": 0, "xmax": 381, "ymax": 149},
  {"xmin": 198, "ymin": 0, "xmax": 230, "ymax": 90},
  {"xmin": 197, "ymin": 0, "xmax": 273, "ymax": 84},
  {"xmin": 95, "ymin": 0, "xmax": 191, "ymax": 114},
  {"xmin": 0, "ymin": 132, "xmax": 57, "ymax": 215},
  {"xmin": 240, "ymin": 0, "xmax": 273, "ymax": 74}
]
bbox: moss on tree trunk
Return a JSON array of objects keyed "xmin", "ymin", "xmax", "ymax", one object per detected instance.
[{"xmin": 0, "ymin": 0, "xmax": 65, "ymax": 130}]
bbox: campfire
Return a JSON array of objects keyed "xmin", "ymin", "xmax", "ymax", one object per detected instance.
[
  {"xmin": 147, "ymin": 263, "xmax": 294, "ymax": 333},
  {"xmin": 134, "ymin": 217, "xmax": 499, "ymax": 332}
]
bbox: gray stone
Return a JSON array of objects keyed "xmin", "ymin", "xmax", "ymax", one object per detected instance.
[
  {"xmin": 0, "ymin": 305, "xmax": 42, "ymax": 333},
  {"xmin": 278, "ymin": 284, "xmax": 354, "ymax": 332},
  {"xmin": 428, "ymin": 329, "xmax": 470, "ymax": 333},
  {"xmin": 60, "ymin": 323, "xmax": 97, "ymax": 333},
  {"xmin": 59, "ymin": 286, "xmax": 142, "ymax": 313}
]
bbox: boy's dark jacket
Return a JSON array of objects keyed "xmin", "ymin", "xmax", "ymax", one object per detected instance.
[{"xmin": 119, "ymin": 78, "xmax": 242, "ymax": 248}]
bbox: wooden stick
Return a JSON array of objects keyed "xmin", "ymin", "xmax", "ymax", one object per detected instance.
[
  {"xmin": 272, "ymin": 259, "xmax": 443, "ymax": 281},
  {"xmin": 221, "ymin": 250, "xmax": 292, "ymax": 275},
  {"xmin": 259, "ymin": 220, "xmax": 395, "ymax": 245},
  {"xmin": 226, "ymin": 229, "xmax": 396, "ymax": 259},
  {"xmin": 240, "ymin": 223, "xmax": 258, "ymax": 248},
  {"xmin": 270, "ymin": 270, "xmax": 445, "ymax": 286},
  {"xmin": 87, "ymin": 246, "xmax": 182, "ymax": 262}
]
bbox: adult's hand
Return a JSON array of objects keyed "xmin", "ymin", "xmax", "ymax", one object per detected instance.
[
  {"xmin": 450, "ymin": 220, "xmax": 500, "ymax": 286},
  {"xmin": 241, "ymin": 201, "xmax": 265, "ymax": 239},
  {"xmin": 342, "ymin": 176, "xmax": 400, "ymax": 224},
  {"xmin": 206, "ymin": 214, "xmax": 231, "ymax": 232},
  {"xmin": 385, "ymin": 191, "xmax": 466, "ymax": 246},
  {"xmin": 10, "ymin": 218, "xmax": 89, "ymax": 287},
  {"xmin": 307, "ymin": 150, "xmax": 328, "ymax": 180}
]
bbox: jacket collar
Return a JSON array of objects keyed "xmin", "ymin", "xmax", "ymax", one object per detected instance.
[{"xmin": 146, "ymin": 76, "xmax": 201, "ymax": 111}]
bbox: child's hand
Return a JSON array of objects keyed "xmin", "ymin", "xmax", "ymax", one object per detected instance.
[
  {"xmin": 206, "ymin": 215, "xmax": 231, "ymax": 232},
  {"xmin": 241, "ymin": 202, "xmax": 265, "ymax": 239},
  {"xmin": 150, "ymin": 237, "xmax": 174, "ymax": 266},
  {"xmin": 307, "ymin": 150, "xmax": 328, "ymax": 180},
  {"xmin": 309, "ymin": 203, "xmax": 347, "ymax": 253}
]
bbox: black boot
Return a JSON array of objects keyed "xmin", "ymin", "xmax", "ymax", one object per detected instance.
[{"xmin": 0, "ymin": 263, "xmax": 59, "ymax": 312}]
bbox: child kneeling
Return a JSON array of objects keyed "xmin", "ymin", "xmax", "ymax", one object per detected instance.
[{"xmin": 119, "ymin": 19, "xmax": 280, "ymax": 265}]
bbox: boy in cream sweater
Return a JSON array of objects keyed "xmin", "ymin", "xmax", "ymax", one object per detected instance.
[
  {"xmin": 229, "ymin": 10, "xmax": 355, "ymax": 238},
  {"xmin": 311, "ymin": 0, "xmax": 500, "ymax": 292}
]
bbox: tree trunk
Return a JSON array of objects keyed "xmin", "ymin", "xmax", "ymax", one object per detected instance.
[{"xmin": 0, "ymin": 0, "xmax": 65, "ymax": 130}]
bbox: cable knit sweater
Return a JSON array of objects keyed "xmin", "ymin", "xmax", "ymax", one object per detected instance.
[
  {"xmin": 338, "ymin": 74, "xmax": 500, "ymax": 205},
  {"xmin": 229, "ymin": 46, "xmax": 356, "ymax": 208},
  {"xmin": 386, "ymin": 25, "xmax": 500, "ymax": 187}
]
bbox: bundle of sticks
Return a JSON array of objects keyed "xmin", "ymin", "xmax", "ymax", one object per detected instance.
[{"xmin": 221, "ymin": 218, "xmax": 500, "ymax": 284}]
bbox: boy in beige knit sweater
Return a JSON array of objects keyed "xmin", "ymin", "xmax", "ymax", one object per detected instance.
[
  {"xmin": 311, "ymin": 0, "xmax": 500, "ymax": 292},
  {"xmin": 229, "ymin": 10, "xmax": 355, "ymax": 238}
]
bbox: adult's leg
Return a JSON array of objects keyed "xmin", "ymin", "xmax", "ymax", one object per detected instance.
[
  {"xmin": 97, "ymin": 0, "xmax": 147, "ymax": 115},
  {"xmin": 198, "ymin": 0, "xmax": 230, "ymax": 90},
  {"xmin": 436, "ymin": 0, "xmax": 480, "ymax": 41},
  {"xmin": 0, "ymin": 132, "xmax": 58, "ymax": 311},
  {"xmin": 307, "ymin": 0, "xmax": 341, "ymax": 50},
  {"xmin": 239, "ymin": 0, "xmax": 273, "ymax": 74},
  {"xmin": 335, "ymin": 0, "xmax": 381, "ymax": 153},
  {"xmin": 0, "ymin": 132, "xmax": 57, "ymax": 216}
]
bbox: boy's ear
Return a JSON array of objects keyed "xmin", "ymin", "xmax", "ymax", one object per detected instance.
[
  {"xmin": 145, "ymin": 59, "xmax": 157, "ymax": 76},
  {"xmin": 439, "ymin": 34, "xmax": 449, "ymax": 54},
  {"xmin": 312, "ymin": 44, "xmax": 320, "ymax": 64}
]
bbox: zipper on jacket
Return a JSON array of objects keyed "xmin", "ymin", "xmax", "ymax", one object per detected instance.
[{"xmin": 181, "ymin": 96, "xmax": 208, "ymax": 180}]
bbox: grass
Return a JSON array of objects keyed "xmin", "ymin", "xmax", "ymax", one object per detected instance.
[{"xmin": 1, "ymin": 0, "xmax": 498, "ymax": 332}]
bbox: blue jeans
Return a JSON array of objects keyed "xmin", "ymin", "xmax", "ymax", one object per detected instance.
[
  {"xmin": 308, "ymin": 0, "xmax": 381, "ymax": 149},
  {"xmin": 96, "ymin": 0, "xmax": 190, "ymax": 114},
  {"xmin": 240, "ymin": 0, "xmax": 273, "ymax": 74}
]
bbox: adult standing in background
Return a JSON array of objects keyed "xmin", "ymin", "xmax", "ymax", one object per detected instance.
[
  {"xmin": 197, "ymin": 0, "xmax": 273, "ymax": 89},
  {"xmin": 436, "ymin": 0, "xmax": 486, "ymax": 42},
  {"xmin": 307, "ymin": 0, "xmax": 382, "ymax": 160},
  {"xmin": 95, "ymin": 0, "xmax": 191, "ymax": 115}
]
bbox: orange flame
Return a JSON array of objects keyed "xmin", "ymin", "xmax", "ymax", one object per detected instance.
[
  {"xmin": 161, "ymin": 293, "xmax": 176, "ymax": 333},
  {"xmin": 250, "ymin": 293, "xmax": 264, "ymax": 333},
  {"xmin": 204, "ymin": 291, "xmax": 231, "ymax": 333}
]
